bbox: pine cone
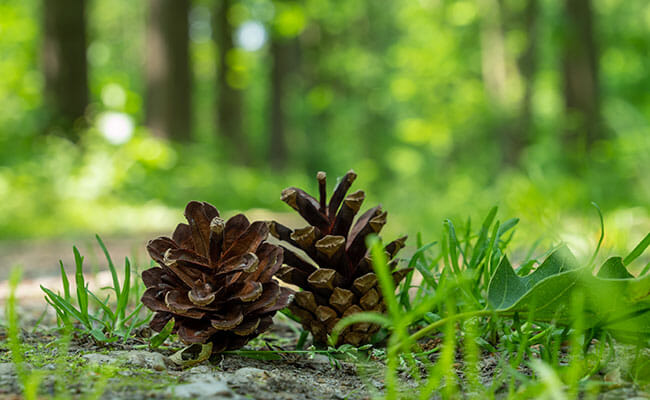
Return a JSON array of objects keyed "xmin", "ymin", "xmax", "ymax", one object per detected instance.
[
  {"xmin": 270, "ymin": 170, "xmax": 410, "ymax": 346},
  {"xmin": 141, "ymin": 201, "xmax": 293, "ymax": 353}
]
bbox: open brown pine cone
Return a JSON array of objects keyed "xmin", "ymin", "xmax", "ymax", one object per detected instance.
[
  {"xmin": 141, "ymin": 201, "xmax": 293, "ymax": 353},
  {"xmin": 270, "ymin": 170, "xmax": 410, "ymax": 346}
]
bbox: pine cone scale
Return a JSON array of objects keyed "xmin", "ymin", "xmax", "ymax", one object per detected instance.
[
  {"xmin": 141, "ymin": 201, "xmax": 293, "ymax": 352},
  {"xmin": 221, "ymin": 221, "xmax": 269, "ymax": 260},
  {"xmin": 272, "ymin": 171, "xmax": 410, "ymax": 346},
  {"xmin": 222, "ymin": 214, "xmax": 250, "ymax": 250},
  {"xmin": 184, "ymin": 201, "xmax": 219, "ymax": 257},
  {"xmin": 172, "ymin": 223, "xmax": 193, "ymax": 249},
  {"xmin": 165, "ymin": 248, "xmax": 211, "ymax": 269},
  {"xmin": 210, "ymin": 308, "xmax": 243, "ymax": 330}
]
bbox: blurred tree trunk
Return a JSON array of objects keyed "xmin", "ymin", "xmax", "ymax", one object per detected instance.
[
  {"xmin": 510, "ymin": 0, "xmax": 539, "ymax": 164},
  {"xmin": 42, "ymin": 0, "xmax": 89, "ymax": 140},
  {"xmin": 300, "ymin": 22, "xmax": 329, "ymax": 174},
  {"xmin": 479, "ymin": 0, "xmax": 521, "ymax": 166},
  {"xmin": 563, "ymin": 0, "xmax": 600, "ymax": 158},
  {"xmin": 269, "ymin": 37, "xmax": 297, "ymax": 171},
  {"xmin": 479, "ymin": 0, "xmax": 507, "ymax": 106},
  {"xmin": 214, "ymin": 0, "xmax": 248, "ymax": 163},
  {"xmin": 145, "ymin": 0, "xmax": 191, "ymax": 141}
]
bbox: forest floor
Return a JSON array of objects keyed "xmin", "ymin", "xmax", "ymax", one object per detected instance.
[
  {"xmin": 0, "ymin": 238, "xmax": 648, "ymax": 399},
  {"xmin": 0, "ymin": 318, "xmax": 375, "ymax": 400},
  {"xmin": 1, "ymin": 317, "xmax": 647, "ymax": 399}
]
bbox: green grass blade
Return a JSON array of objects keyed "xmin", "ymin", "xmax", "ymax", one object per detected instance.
[
  {"xmin": 73, "ymin": 246, "xmax": 89, "ymax": 324},
  {"xmin": 330, "ymin": 311, "xmax": 392, "ymax": 346},
  {"xmin": 497, "ymin": 218, "xmax": 519, "ymax": 241},
  {"xmin": 44, "ymin": 296, "xmax": 69, "ymax": 326},
  {"xmin": 96, "ymin": 234, "xmax": 121, "ymax": 299},
  {"xmin": 123, "ymin": 302, "xmax": 144, "ymax": 322},
  {"xmin": 131, "ymin": 310, "xmax": 154, "ymax": 329},
  {"xmin": 623, "ymin": 232, "xmax": 650, "ymax": 266},
  {"xmin": 368, "ymin": 236, "xmax": 400, "ymax": 320},
  {"xmin": 400, "ymin": 242, "xmax": 437, "ymax": 308},
  {"xmin": 149, "ymin": 318, "xmax": 175, "ymax": 348},
  {"xmin": 41, "ymin": 286, "xmax": 87, "ymax": 328},
  {"xmin": 116, "ymin": 257, "xmax": 131, "ymax": 320},
  {"xmin": 59, "ymin": 260, "xmax": 71, "ymax": 301},
  {"xmin": 485, "ymin": 220, "xmax": 501, "ymax": 279},
  {"xmin": 587, "ymin": 202, "xmax": 605, "ymax": 268},
  {"xmin": 7, "ymin": 267, "xmax": 45, "ymax": 397},
  {"xmin": 463, "ymin": 216, "xmax": 472, "ymax": 267},
  {"xmin": 223, "ymin": 350, "xmax": 283, "ymax": 361},
  {"xmin": 445, "ymin": 220, "xmax": 461, "ymax": 275},
  {"xmin": 469, "ymin": 206, "xmax": 498, "ymax": 268},
  {"xmin": 87, "ymin": 290, "xmax": 116, "ymax": 321},
  {"xmin": 640, "ymin": 261, "xmax": 650, "ymax": 277}
]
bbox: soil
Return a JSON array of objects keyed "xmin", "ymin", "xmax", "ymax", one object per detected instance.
[
  {"xmin": 0, "ymin": 312, "xmax": 379, "ymax": 400},
  {"xmin": 1, "ymin": 313, "xmax": 646, "ymax": 399}
]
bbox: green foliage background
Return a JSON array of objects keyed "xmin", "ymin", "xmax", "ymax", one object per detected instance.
[{"xmin": 0, "ymin": 0, "xmax": 648, "ymax": 258}]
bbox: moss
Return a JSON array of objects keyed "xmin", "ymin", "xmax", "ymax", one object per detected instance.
[{"xmin": 0, "ymin": 335, "xmax": 178, "ymax": 398}]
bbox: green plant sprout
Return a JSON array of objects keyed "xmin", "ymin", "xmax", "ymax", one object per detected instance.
[{"xmin": 40, "ymin": 235, "xmax": 151, "ymax": 342}]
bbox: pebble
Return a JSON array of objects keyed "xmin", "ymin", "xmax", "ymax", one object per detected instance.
[
  {"xmin": 114, "ymin": 350, "xmax": 167, "ymax": 371},
  {"xmin": 232, "ymin": 367, "xmax": 269, "ymax": 382},
  {"xmin": 0, "ymin": 363, "xmax": 17, "ymax": 388},
  {"xmin": 0, "ymin": 363, "xmax": 15, "ymax": 375},
  {"xmin": 185, "ymin": 365, "xmax": 215, "ymax": 375},
  {"xmin": 309, "ymin": 354, "xmax": 334, "ymax": 370},
  {"xmin": 82, "ymin": 351, "xmax": 168, "ymax": 371},
  {"xmin": 82, "ymin": 353, "xmax": 115, "ymax": 365},
  {"xmin": 169, "ymin": 374, "xmax": 233, "ymax": 399}
]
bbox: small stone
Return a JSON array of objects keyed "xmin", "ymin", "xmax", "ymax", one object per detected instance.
[
  {"xmin": 231, "ymin": 367, "xmax": 269, "ymax": 383},
  {"xmin": 114, "ymin": 350, "xmax": 168, "ymax": 371},
  {"xmin": 0, "ymin": 363, "xmax": 16, "ymax": 375},
  {"xmin": 82, "ymin": 353, "xmax": 116, "ymax": 365},
  {"xmin": 169, "ymin": 374, "xmax": 233, "ymax": 399},
  {"xmin": 310, "ymin": 354, "xmax": 332, "ymax": 367},
  {"xmin": 185, "ymin": 365, "xmax": 214, "ymax": 375}
]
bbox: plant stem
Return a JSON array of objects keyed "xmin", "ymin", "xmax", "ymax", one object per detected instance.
[{"xmin": 405, "ymin": 309, "xmax": 494, "ymax": 345}]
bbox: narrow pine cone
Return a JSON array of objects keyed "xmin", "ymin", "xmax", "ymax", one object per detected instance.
[
  {"xmin": 141, "ymin": 201, "xmax": 293, "ymax": 353},
  {"xmin": 270, "ymin": 170, "xmax": 410, "ymax": 346}
]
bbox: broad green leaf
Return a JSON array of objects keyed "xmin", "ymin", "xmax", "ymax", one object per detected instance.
[
  {"xmin": 487, "ymin": 246, "xmax": 578, "ymax": 310},
  {"xmin": 487, "ymin": 245, "xmax": 650, "ymax": 343},
  {"xmin": 597, "ymin": 257, "xmax": 634, "ymax": 279}
]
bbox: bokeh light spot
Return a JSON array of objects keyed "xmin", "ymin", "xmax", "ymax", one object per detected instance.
[
  {"xmin": 101, "ymin": 83, "xmax": 126, "ymax": 109},
  {"xmin": 236, "ymin": 20, "xmax": 267, "ymax": 51},
  {"xmin": 97, "ymin": 112, "xmax": 134, "ymax": 145}
]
